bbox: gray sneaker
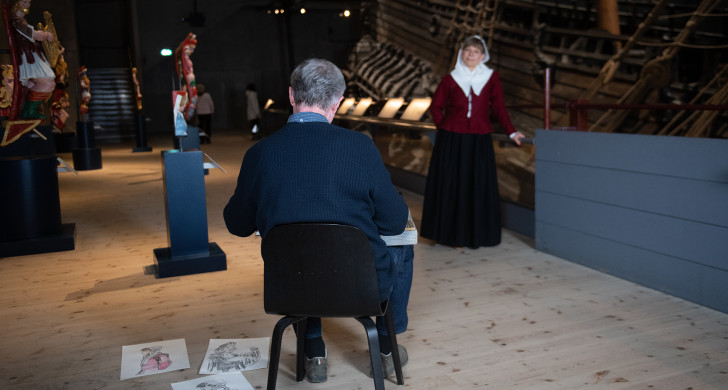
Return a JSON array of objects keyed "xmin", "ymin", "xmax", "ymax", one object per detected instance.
[
  {"xmin": 370, "ymin": 344, "xmax": 408, "ymax": 378},
  {"xmin": 305, "ymin": 355, "xmax": 327, "ymax": 383}
]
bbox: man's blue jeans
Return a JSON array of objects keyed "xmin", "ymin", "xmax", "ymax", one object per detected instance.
[{"xmin": 300, "ymin": 244, "xmax": 414, "ymax": 339}]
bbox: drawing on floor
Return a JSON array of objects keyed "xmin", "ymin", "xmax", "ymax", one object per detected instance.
[
  {"xmin": 120, "ymin": 338, "xmax": 190, "ymax": 380},
  {"xmin": 199, "ymin": 338, "xmax": 269, "ymax": 374},
  {"xmin": 171, "ymin": 372, "xmax": 254, "ymax": 390}
]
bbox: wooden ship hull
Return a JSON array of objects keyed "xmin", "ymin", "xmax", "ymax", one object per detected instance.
[{"xmin": 339, "ymin": 0, "xmax": 728, "ymax": 208}]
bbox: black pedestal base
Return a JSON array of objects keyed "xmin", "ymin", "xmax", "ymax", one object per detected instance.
[
  {"xmin": 54, "ymin": 132, "xmax": 77, "ymax": 153},
  {"xmin": 73, "ymin": 121, "xmax": 102, "ymax": 170},
  {"xmin": 133, "ymin": 113, "xmax": 151, "ymax": 152},
  {"xmin": 153, "ymin": 242, "xmax": 226, "ymax": 278},
  {"xmin": 0, "ymin": 223, "xmax": 75, "ymax": 257},
  {"xmin": 0, "ymin": 126, "xmax": 55, "ymax": 158},
  {"xmin": 72, "ymin": 147, "xmax": 102, "ymax": 170}
]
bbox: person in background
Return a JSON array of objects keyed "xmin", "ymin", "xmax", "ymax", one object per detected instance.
[
  {"xmin": 224, "ymin": 58, "xmax": 414, "ymax": 383},
  {"xmin": 245, "ymin": 83, "xmax": 261, "ymax": 140},
  {"xmin": 196, "ymin": 83, "xmax": 214, "ymax": 144},
  {"xmin": 421, "ymin": 35, "xmax": 525, "ymax": 249}
]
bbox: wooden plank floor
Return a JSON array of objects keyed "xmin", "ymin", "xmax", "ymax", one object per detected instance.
[{"xmin": 1, "ymin": 128, "xmax": 727, "ymax": 390}]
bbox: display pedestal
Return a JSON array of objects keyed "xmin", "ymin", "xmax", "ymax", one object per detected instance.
[
  {"xmin": 0, "ymin": 156, "xmax": 75, "ymax": 257},
  {"xmin": 153, "ymin": 150, "xmax": 226, "ymax": 277},
  {"xmin": 54, "ymin": 131, "xmax": 76, "ymax": 153},
  {"xmin": 173, "ymin": 126, "xmax": 200, "ymax": 151},
  {"xmin": 72, "ymin": 121, "xmax": 102, "ymax": 170},
  {"xmin": 133, "ymin": 112, "xmax": 152, "ymax": 152},
  {"xmin": 0, "ymin": 126, "xmax": 55, "ymax": 157},
  {"xmin": 153, "ymin": 242, "xmax": 226, "ymax": 278}
]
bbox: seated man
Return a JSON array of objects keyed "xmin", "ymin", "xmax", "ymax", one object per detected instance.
[{"xmin": 223, "ymin": 58, "xmax": 414, "ymax": 383}]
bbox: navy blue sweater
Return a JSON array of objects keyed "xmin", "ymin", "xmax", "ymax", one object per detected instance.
[{"xmin": 224, "ymin": 121, "xmax": 409, "ymax": 299}]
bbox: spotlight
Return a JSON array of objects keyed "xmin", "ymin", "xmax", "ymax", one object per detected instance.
[
  {"xmin": 343, "ymin": 9, "xmax": 350, "ymax": 17},
  {"xmin": 300, "ymin": 8, "xmax": 306, "ymax": 14},
  {"xmin": 160, "ymin": 48, "xmax": 173, "ymax": 56}
]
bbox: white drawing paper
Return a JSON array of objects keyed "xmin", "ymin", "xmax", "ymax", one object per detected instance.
[
  {"xmin": 120, "ymin": 338, "xmax": 191, "ymax": 380},
  {"xmin": 171, "ymin": 372, "xmax": 254, "ymax": 390},
  {"xmin": 199, "ymin": 338, "xmax": 270, "ymax": 374}
]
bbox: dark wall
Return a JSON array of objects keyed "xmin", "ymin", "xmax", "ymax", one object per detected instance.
[
  {"xmin": 134, "ymin": 1, "xmax": 362, "ymax": 135},
  {"xmin": 75, "ymin": 0, "xmax": 131, "ymax": 67},
  {"xmin": 3, "ymin": 0, "xmax": 361, "ymax": 136},
  {"xmin": 534, "ymin": 129, "xmax": 728, "ymax": 314}
]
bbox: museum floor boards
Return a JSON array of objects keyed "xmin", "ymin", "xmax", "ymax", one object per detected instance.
[{"xmin": 1, "ymin": 128, "xmax": 727, "ymax": 389}]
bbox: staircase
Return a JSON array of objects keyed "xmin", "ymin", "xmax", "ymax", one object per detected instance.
[{"xmin": 86, "ymin": 68, "xmax": 136, "ymax": 143}]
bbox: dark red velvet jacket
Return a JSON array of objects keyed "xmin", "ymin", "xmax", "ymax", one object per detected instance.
[{"xmin": 430, "ymin": 72, "xmax": 516, "ymax": 135}]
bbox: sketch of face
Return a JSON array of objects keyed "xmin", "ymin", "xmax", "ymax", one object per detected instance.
[{"xmin": 216, "ymin": 342, "xmax": 236, "ymax": 352}]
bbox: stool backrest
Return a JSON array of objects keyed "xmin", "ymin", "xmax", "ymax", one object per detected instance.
[{"xmin": 262, "ymin": 223, "xmax": 382, "ymax": 317}]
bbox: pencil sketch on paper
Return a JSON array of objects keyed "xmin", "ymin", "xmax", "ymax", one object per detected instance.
[
  {"xmin": 199, "ymin": 338, "xmax": 269, "ymax": 374},
  {"xmin": 137, "ymin": 345, "xmax": 172, "ymax": 375},
  {"xmin": 120, "ymin": 338, "xmax": 190, "ymax": 380},
  {"xmin": 171, "ymin": 372, "xmax": 254, "ymax": 390},
  {"xmin": 207, "ymin": 342, "xmax": 259, "ymax": 372}
]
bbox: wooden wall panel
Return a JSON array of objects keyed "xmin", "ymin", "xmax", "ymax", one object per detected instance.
[
  {"xmin": 537, "ymin": 161, "xmax": 728, "ymax": 227},
  {"xmin": 536, "ymin": 223, "xmax": 728, "ymax": 309},
  {"xmin": 535, "ymin": 130, "xmax": 728, "ymax": 180},
  {"xmin": 537, "ymin": 192, "xmax": 727, "ymax": 270},
  {"xmin": 535, "ymin": 129, "xmax": 728, "ymax": 313},
  {"xmin": 371, "ymin": 0, "xmax": 643, "ymax": 133}
]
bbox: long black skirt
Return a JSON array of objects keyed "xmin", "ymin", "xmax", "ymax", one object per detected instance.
[{"xmin": 420, "ymin": 130, "xmax": 501, "ymax": 248}]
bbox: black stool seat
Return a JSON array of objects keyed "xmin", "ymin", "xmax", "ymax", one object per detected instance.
[{"xmin": 262, "ymin": 223, "xmax": 404, "ymax": 390}]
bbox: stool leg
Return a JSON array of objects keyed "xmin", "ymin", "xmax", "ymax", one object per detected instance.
[
  {"xmin": 357, "ymin": 316, "xmax": 384, "ymax": 390},
  {"xmin": 384, "ymin": 302, "xmax": 404, "ymax": 385},
  {"xmin": 295, "ymin": 318, "xmax": 307, "ymax": 382},
  {"xmin": 267, "ymin": 316, "xmax": 304, "ymax": 390}
]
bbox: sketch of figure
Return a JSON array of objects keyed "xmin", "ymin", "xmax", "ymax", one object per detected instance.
[
  {"xmin": 137, "ymin": 346, "xmax": 173, "ymax": 375},
  {"xmin": 196, "ymin": 378, "xmax": 233, "ymax": 390},
  {"xmin": 207, "ymin": 342, "xmax": 261, "ymax": 372}
]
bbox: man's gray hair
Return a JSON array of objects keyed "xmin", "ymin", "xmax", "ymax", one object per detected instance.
[{"xmin": 290, "ymin": 58, "xmax": 346, "ymax": 110}]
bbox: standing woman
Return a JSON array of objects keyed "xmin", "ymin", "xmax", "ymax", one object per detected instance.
[{"xmin": 421, "ymin": 35, "xmax": 525, "ymax": 249}]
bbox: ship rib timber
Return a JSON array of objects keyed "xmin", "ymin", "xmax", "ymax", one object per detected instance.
[{"xmin": 589, "ymin": 0, "xmax": 723, "ymax": 133}]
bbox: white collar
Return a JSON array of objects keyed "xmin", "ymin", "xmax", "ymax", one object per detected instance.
[{"xmin": 450, "ymin": 35, "xmax": 493, "ymax": 96}]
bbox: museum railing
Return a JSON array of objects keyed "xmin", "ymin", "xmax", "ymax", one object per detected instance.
[{"xmin": 265, "ymin": 104, "xmax": 536, "ymax": 210}]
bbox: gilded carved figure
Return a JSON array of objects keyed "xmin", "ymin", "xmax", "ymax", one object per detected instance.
[
  {"xmin": 78, "ymin": 65, "xmax": 91, "ymax": 120},
  {"xmin": 132, "ymin": 67, "xmax": 142, "ymax": 111},
  {"xmin": 0, "ymin": 65, "xmax": 14, "ymax": 110},
  {"xmin": 7, "ymin": 0, "xmax": 56, "ymax": 119},
  {"xmin": 174, "ymin": 32, "xmax": 197, "ymax": 121}
]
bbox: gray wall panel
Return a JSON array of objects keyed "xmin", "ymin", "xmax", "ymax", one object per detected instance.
[
  {"xmin": 537, "ymin": 192, "xmax": 727, "ymax": 270},
  {"xmin": 536, "ymin": 161, "xmax": 728, "ymax": 227},
  {"xmin": 536, "ymin": 130, "xmax": 728, "ymax": 182},
  {"xmin": 536, "ymin": 223, "xmax": 728, "ymax": 313},
  {"xmin": 535, "ymin": 130, "xmax": 728, "ymax": 314}
]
